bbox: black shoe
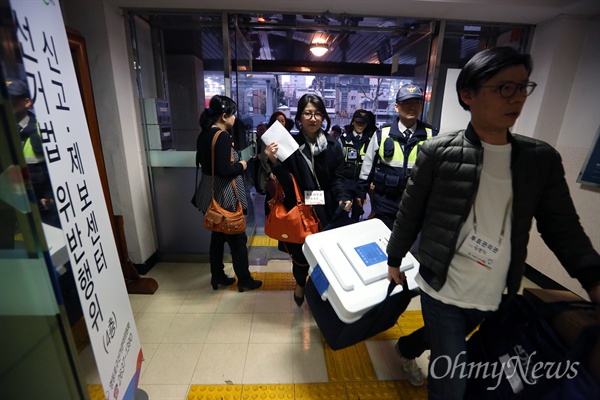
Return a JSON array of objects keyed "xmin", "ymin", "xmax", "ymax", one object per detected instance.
[
  {"xmin": 293, "ymin": 285, "xmax": 305, "ymax": 307},
  {"xmin": 211, "ymin": 276, "xmax": 236, "ymax": 290},
  {"xmin": 293, "ymin": 294, "xmax": 304, "ymax": 307},
  {"xmin": 238, "ymin": 279, "xmax": 262, "ymax": 292}
]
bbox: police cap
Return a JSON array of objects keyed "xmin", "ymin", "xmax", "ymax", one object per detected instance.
[{"xmin": 396, "ymin": 84, "xmax": 424, "ymax": 103}]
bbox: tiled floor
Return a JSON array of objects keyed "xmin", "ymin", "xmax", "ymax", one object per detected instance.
[
  {"xmin": 79, "ymin": 259, "xmax": 436, "ymax": 399},
  {"xmin": 78, "ymin": 192, "xmax": 541, "ymax": 399}
]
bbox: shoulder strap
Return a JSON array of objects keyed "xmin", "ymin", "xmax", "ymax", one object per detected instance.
[{"xmin": 210, "ymin": 130, "xmax": 239, "ymax": 201}]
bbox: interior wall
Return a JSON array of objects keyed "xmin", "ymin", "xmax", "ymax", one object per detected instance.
[
  {"xmin": 135, "ymin": 16, "xmax": 158, "ymax": 98},
  {"xmin": 62, "ymin": 0, "xmax": 157, "ymax": 263},
  {"xmin": 521, "ymin": 16, "xmax": 600, "ymax": 298}
]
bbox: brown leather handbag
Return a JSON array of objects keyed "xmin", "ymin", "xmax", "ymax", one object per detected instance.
[
  {"xmin": 265, "ymin": 174, "xmax": 320, "ymax": 244},
  {"xmin": 203, "ymin": 130, "xmax": 246, "ymax": 234}
]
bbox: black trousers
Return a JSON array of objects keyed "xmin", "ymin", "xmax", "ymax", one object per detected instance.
[
  {"xmin": 280, "ymin": 241, "xmax": 309, "ymax": 288},
  {"xmin": 209, "ymin": 230, "xmax": 252, "ymax": 283},
  {"xmin": 396, "ymin": 326, "xmax": 428, "ymax": 360}
]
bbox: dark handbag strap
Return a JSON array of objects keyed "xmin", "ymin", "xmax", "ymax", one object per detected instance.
[
  {"xmin": 322, "ymin": 203, "xmax": 354, "ymax": 231},
  {"xmin": 209, "ymin": 130, "xmax": 240, "ymax": 203}
]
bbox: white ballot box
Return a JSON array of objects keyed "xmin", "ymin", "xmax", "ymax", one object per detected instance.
[{"xmin": 303, "ymin": 218, "xmax": 419, "ymax": 323}]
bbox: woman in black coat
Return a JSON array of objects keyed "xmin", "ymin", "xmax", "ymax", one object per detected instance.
[
  {"xmin": 264, "ymin": 94, "xmax": 351, "ymax": 306},
  {"xmin": 196, "ymin": 95, "xmax": 262, "ymax": 292}
]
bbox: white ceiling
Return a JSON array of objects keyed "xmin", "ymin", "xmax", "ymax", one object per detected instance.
[{"xmin": 115, "ymin": 0, "xmax": 600, "ymax": 25}]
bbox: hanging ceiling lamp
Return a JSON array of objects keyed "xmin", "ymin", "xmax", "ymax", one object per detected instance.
[{"xmin": 309, "ymin": 43, "xmax": 329, "ymax": 57}]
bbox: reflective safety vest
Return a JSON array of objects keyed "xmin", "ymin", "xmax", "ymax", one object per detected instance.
[
  {"xmin": 22, "ymin": 125, "xmax": 45, "ymax": 164},
  {"xmin": 377, "ymin": 126, "xmax": 433, "ymax": 170}
]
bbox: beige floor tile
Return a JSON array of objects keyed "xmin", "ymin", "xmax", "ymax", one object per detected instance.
[
  {"xmin": 136, "ymin": 384, "xmax": 189, "ymax": 400},
  {"xmin": 249, "ymin": 313, "xmax": 293, "ymax": 344},
  {"xmin": 242, "ymin": 343, "xmax": 294, "ymax": 384},
  {"xmin": 128, "ymin": 294, "xmax": 152, "ymax": 313},
  {"xmin": 366, "ymin": 340, "xmax": 429, "ymax": 382},
  {"xmin": 291, "ymin": 341, "xmax": 328, "ymax": 383},
  {"xmin": 291, "ymin": 311, "xmax": 322, "ymax": 344},
  {"xmin": 191, "ymin": 343, "xmax": 248, "ymax": 384},
  {"xmin": 139, "ymin": 343, "xmax": 203, "ymax": 385},
  {"xmin": 142, "ymin": 289, "xmax": 187, "ymax": 314},
  {"xmin": 205, "ymin": 313, "xmax": 253, "ymax": 344},
  {"xmin": 179, "ymin": 289, "xmax": 223, "ymax": 314},
  {"xmin": 366, "ymin": 340, "xmax": 403, "ymax": 381},
  {"xmin": 216, "ymin": 290, "xmax": 257, "ymax": 314},
  {"xmin": 135, "ymin": 313, "xmax": 176, "ymax": 344},
  {"xmin": 406, "ymin": 295, "xmax": 423, "ymax": 311},
  {"xmin": 139, "ymin": 343, "xmax": 159, "ymax": 381},
  {"xmin": 162, "ymin": 314, "xmax": 214, "ymax": 344},
  {"xmin": 262, "ymin": 260, "xmax": 292, "ymax": 273},
  {"xmin": 254, "ymin": 291, "xmax": 293, "ymax": 314},
  {"xmin": 147, "ymin": 263, "xmax": 203, "ymax": 291}
]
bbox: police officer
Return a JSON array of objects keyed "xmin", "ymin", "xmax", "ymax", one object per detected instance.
[
  {"xmin": 7, "ymin": 78, "xmax": 58, "ymax": 227},
  {"xmin": 7, "ymin": 79, "xmax": 43, "ymax": 164},
  {"xmin": 357, "ymin": 83, "xmax": 437, "ymax": 386},
  {"xmin": 358, "ymin": 84, "xmax": 438, "ymax": 229},
  {"xmin": 339, "ymin": 109, "xmax": 374, "ymax": 221}
]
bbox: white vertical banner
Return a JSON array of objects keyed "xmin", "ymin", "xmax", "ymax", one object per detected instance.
[{"xmin": 9, "ymin": 1, "xmax": 143, "ymax": 399}]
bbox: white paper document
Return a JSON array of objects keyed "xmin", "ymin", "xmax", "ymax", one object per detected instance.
[{"xmin": 260, "ymin": 120, "xmax": 299, "ymax": 161}]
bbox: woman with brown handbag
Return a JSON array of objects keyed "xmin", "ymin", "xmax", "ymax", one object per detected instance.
[
  {"xmin": 264, "ymin": 94, "xmax": 351, "ymax": 306},
  {"xmin": 195, "ymin": 95, "xmax": 262, "ymax": 292}
]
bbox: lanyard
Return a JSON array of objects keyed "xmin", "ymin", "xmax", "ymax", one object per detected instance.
[
  {"xmin": 300, "ymin": 142, "xmax": 322, "ymax": 189},
  {"xmin": 472, "ymin": 196, "xmax": 512, "ymax": 245}
]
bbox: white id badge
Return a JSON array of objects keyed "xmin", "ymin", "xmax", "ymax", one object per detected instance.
[
  {"xmin": 304, "ymin": 190, "xmax": 325, "ymax": 205},
  {"xmin": 457, "ymin": 229, "xmax": 502, "ymax": 269}
]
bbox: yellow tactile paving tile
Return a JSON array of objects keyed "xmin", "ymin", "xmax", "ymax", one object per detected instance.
[
  {"xmin": 231, "ymin": 272, "xmax": 296, "ymax": 291},
  {"xmin": 250, "ymin": 235, "xmax": 279, "ymax": 247},
  {"xmin": 396, "ymin": 311, "xmax": 424, "ymax": 336},
  {"xmin": 187, "ymin": 384, "xmax": 243, "ymax": 399},
  {"xmin": 187, "ymin": 381, "xmax": 427, "ymax": 400},
  {"xmin": 242, "ymin": 384, "xmax": 295, "ymax": 399},
  {"xmin": 87, "ymin": 384, "xmax": 105, "ymax": 400},
  {"xmin": 294, "ymin": 382, "xmax": 347, "ymax": 399},
  {"xmin": 395, "ymin": 380, "xmax": 429, "ymax": 399},
  {"xmin": 346, "ymin": 381, "xmax": 404, "ymax": 399},
  {"xmin": 322, "ymin": 340, "xmax": 378, "ymax": 382}
]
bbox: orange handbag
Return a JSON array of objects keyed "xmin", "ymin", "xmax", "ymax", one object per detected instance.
[
  {"xmin": 265, "ymin": 174, "xmax": 320, "ymax": 244},
  {"xmin": 202, "ymin": 130, "xmax": 246, "ymax": 234}
]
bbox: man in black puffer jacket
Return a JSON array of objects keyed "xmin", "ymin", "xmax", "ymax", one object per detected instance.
[{"xmin": 386, "ymin": 46, "xmax": 600, "ymax": 400}]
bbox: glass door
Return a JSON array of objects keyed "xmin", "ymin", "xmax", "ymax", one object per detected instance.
[
  {"xmin": 0, "ymin": 2, "xmax": 87, "ymax": 396},
  {"xmin": 230, "ymin": 20, "xmax": 257, "ymax": 237}
]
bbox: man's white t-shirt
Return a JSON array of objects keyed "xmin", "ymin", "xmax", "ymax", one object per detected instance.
[{"xmin": 417, "ymin": 141, "xmax": 513, "ymax": 311}]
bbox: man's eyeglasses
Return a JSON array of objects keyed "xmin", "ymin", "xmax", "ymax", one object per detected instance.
[
  {"xmin": 302, "ymin": 111, "xmax": 324, "ymax": 120},
  {"xmin": 480, "ymin": 82, "xmax": 537, "ymax": 98},
  {"xmin": 398, "ymin": 99, "xmax": 424, "ymax": 107}
]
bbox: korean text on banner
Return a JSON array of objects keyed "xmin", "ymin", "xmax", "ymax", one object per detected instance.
[{"xmin": 9, "ymin": 2, "xmax": 143, "ymax": 400}]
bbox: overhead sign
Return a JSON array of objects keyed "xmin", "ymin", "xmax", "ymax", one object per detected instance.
[{"xmin": 9, "ymin": 1, "xmax": 143, "ymax": 399}]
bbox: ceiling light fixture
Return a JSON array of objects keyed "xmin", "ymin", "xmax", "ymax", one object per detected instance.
[{"xmin": 310, "ymin": 43, "xmax": 329, "ymax": 57}]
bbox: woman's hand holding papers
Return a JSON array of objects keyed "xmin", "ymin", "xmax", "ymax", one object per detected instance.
[{"xmin": 265, "ymin": 142, "xmax": 280, "ymax": 164}]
